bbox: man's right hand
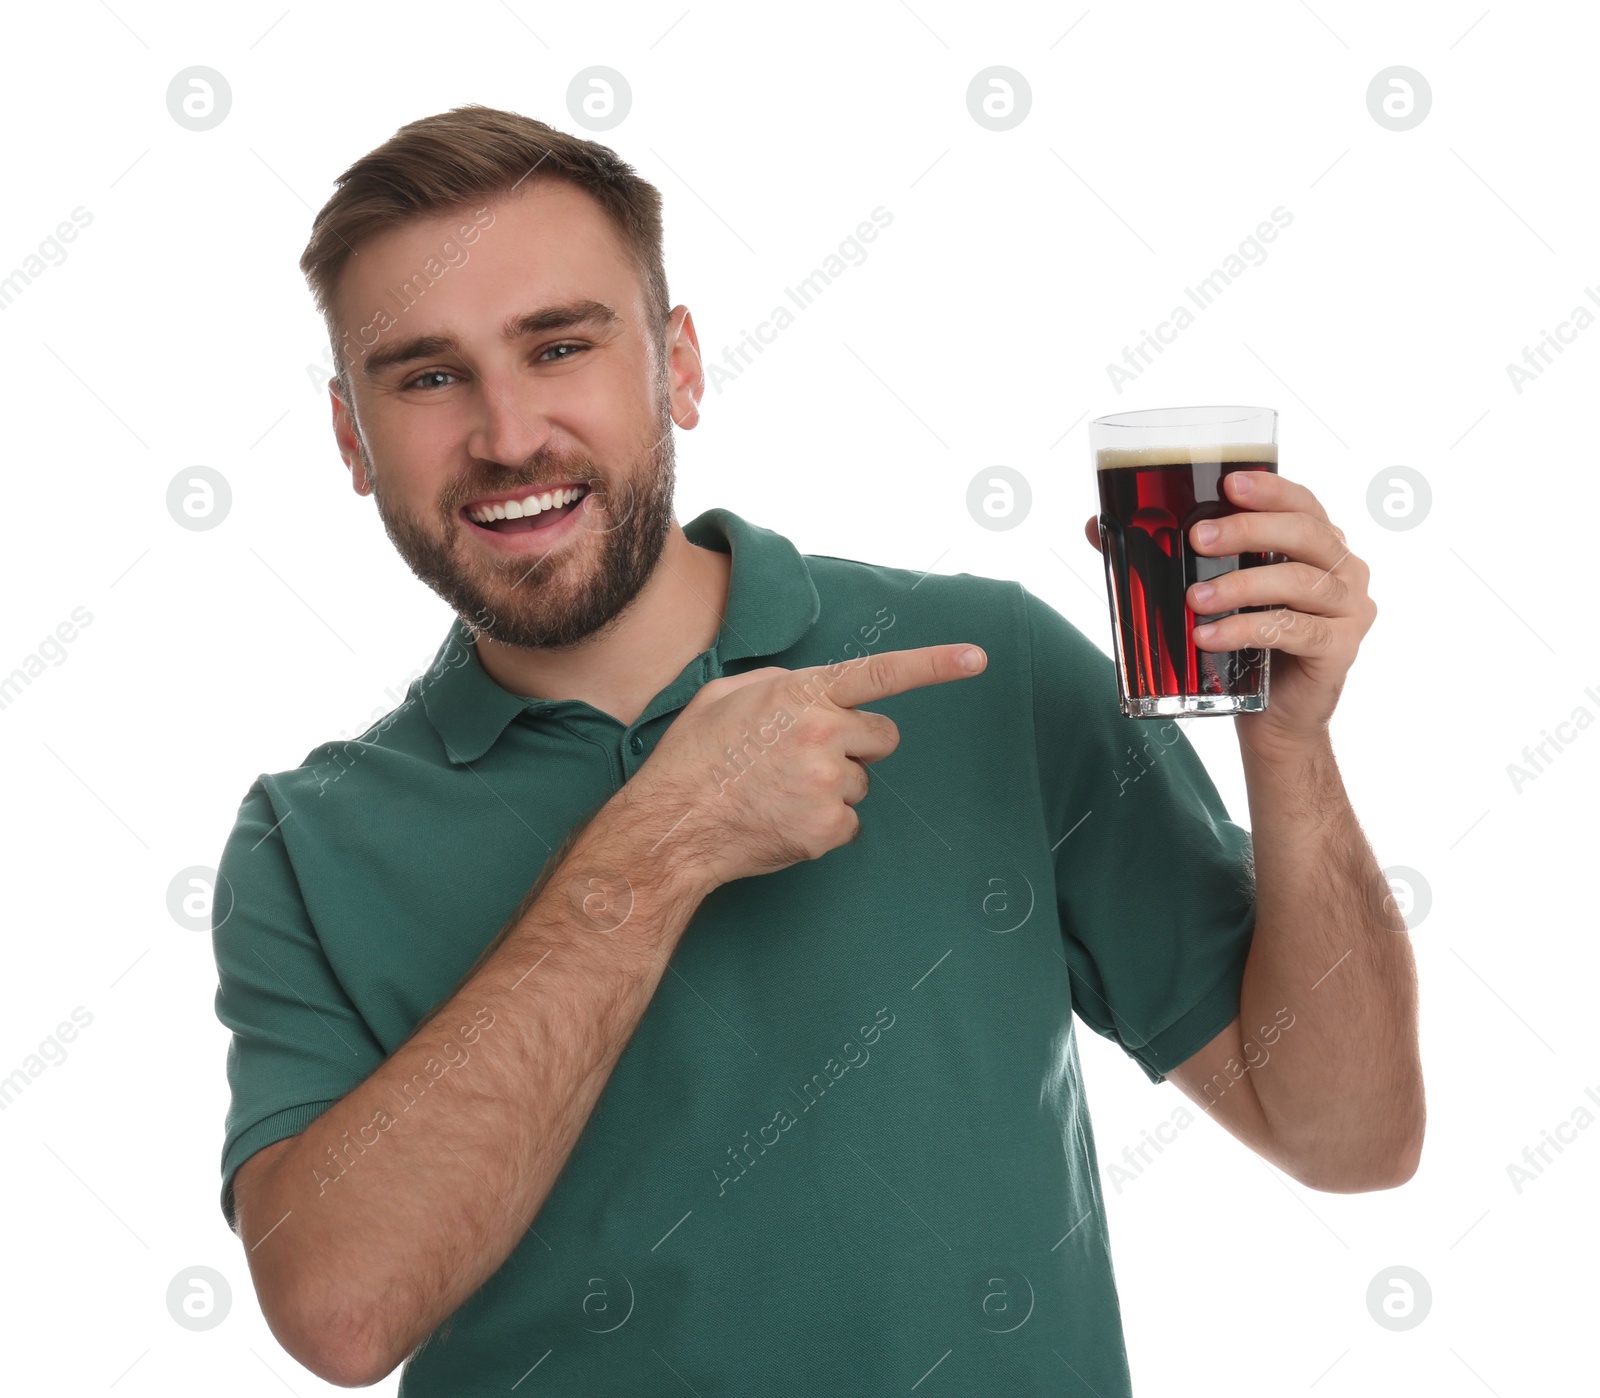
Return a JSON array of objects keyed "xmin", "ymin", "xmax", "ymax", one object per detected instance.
[
  {"xmin": 229, "ymin": 632, "xmax": 983, "ymax": 1387},
  {"xmin": 628, "ymin": 644, "xmax": 988, "ymax": 888}
]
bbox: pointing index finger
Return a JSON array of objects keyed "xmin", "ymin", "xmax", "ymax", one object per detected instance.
[{"xmin": 808, "ymin": 644, "xmax": 987, "ymax": 710}]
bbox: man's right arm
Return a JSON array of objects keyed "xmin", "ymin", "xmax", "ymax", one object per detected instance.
[
  {"xmin": 230, "ymin": 643, "xmax": 985, "ymax": 1388},
  {"xmin": 232, "ymin": 782, "xmax": 712, "ymax": 1388}
]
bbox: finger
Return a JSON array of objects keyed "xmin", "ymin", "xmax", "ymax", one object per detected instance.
[
  {"xmin": 808, "ymin": 643, "xmax": 987, "ymax": 710},
  {"xmin": 1188, "ymin": 559, "xmax": 1367, "ymax": 620},
  {"xmin": 1190, "ymin": 509, "xmax": 1352, "ymax": 573},
  {"xmin": 839, "ymin": 709, "xmax": 901, "ymax": 765},
  {"xmin": 1192, "ymin": 606, "xmax": 1355, "ymax": 661},
  {"xmin": 1083, "ymin": 516, "xmax": 1102, "ymax": 553},
  {"xmin": 1220, "ymin": 468, "xmax": 1330, "ymax": 523},
  {"xmin": 841, "ymin": 756, "xmax": 871, "ymax": 806}
]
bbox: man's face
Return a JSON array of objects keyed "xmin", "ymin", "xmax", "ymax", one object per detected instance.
[{"xmin": 329, "ymin": 180, "xmax": 697, "ymax": 650}]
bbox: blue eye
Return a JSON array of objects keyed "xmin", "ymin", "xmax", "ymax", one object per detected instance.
[
  {"xmin": 541, "ymin": 343, "xmax": 586, "ymax": 361},
  {"xmin": 405, "ymin": 369, "xmax": 459, "ymax": 391}
]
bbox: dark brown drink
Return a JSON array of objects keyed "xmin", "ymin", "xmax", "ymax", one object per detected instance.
[{"xmin": 1095, "ymin": 444, "xmax": 1277, "ymax": 714}]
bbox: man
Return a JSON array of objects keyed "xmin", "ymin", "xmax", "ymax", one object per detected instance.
[{"xmin": 212, "ymin": 104, "xmax": 1423, "ymax": 1393}]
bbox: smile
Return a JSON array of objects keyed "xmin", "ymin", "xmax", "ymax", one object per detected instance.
[{"xmin": 464, "ymin": 482, "xmax": 590, "ymax": 532}]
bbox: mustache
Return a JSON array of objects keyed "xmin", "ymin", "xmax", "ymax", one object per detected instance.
[{"xmin": 450, "ymin": 463, "xmax": 603, "ymax": 509}]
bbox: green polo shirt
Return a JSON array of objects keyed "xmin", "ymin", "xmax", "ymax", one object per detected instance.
[{"xmin": 212, "ymin": 506, "xmax": 1255, "ymax": 1396}]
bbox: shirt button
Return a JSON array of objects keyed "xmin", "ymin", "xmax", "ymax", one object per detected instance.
[{"xmin": 628, "ymin": 734, "xmax": 644, "ymax": 754}]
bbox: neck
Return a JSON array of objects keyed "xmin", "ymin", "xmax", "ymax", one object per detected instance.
[{"xmin": 471, "ymin": 522, "xmax": 733, "ymax": 727}]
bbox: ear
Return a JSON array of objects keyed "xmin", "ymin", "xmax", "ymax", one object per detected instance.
[
  {"xmin": 330, "ymin": 383, "xmax": 371, "ymax": 495},
  {"xmin": 664, "ymin": 305, "xmax": 704, "ymax": 431}
]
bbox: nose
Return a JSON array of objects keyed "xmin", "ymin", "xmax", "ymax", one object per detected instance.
[{"xmin": 463, "ymin": 368, "xmax": 555, "ymax": 470}]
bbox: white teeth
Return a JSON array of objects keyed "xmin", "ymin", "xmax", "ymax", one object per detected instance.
[{"xmin": 468, "ymin": 485, "xmax": 586, "ymax": 524}]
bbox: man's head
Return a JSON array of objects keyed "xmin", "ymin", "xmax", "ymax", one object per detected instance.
[{"xmin": 299, "ymin": 105, "xmax": 704, "ymax": 651}]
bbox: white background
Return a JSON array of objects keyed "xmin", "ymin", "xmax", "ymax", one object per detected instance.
[{"xmin": 1, "ymin": 1, "xmax": 1594, "ymax": 1393}]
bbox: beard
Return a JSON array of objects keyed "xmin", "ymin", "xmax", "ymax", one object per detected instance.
[{"xmin": 364, "ymin": 393, "xmax": 677, "ymax": 652}]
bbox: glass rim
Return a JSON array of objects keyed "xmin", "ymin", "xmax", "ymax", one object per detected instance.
[{"xmin": 1091, "ymin": 404, "xmax": 1277, "ymax": 430}]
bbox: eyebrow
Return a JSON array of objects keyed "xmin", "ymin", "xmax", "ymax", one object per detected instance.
[{"xmin": 359, "ymin": 299, "xmax": 622, "ymax": 379}]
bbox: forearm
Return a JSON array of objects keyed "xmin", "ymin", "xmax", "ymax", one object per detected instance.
[
  {"xmin": 1233, "ymin": 728, "xmax": 1424, "ymax": 1189},
  {"xmin": 244, "ymin": 785, "xmax": 711, "ymax": 1383}
]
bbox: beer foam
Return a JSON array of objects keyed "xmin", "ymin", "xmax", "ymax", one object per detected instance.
[{"xmin": 1095, "ymin": 442, "xmax": 1278, "ymax": 470}]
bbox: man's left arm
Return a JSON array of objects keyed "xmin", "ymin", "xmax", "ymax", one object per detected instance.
[{"xmin": 1098, "ymin": 469, "xmax": 1425, "ymax": 1192}]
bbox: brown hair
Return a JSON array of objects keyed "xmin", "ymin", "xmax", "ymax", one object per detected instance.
[{"xmin": 299, "ymin": 104, "xmax": 671, "ymax": 397}]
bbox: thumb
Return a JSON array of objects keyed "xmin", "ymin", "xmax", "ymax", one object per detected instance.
[{"xmin": 1083, "ymin": 516, "xmax": 1103, "ymax": 553}]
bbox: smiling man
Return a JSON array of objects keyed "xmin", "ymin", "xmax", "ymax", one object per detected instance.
[
  {"xmin": 329, "ymin": 165, "xmax": 727, "ymax": 723},
  {"xmin": 211, "ymin": 105, "xmax": 1423, "ymax": 1395}
]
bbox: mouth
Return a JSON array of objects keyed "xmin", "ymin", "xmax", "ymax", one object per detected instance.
[{"xmin": 461, "ymin": 481, "xmax": 591, "ymax": 535}]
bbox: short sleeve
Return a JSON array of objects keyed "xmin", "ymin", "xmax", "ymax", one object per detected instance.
[
  {"xmin": 211, "ymin": 778, "xmax": 386, "ymax": 1229},
  {"xmin": 1022, "ymin": 586, "xmax": 1257, "ymax": 1084}
]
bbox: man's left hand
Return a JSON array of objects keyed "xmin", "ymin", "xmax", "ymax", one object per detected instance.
[{"xmin": 1083, "ymin": 469, "xmax": 1376, "ymax": 756}]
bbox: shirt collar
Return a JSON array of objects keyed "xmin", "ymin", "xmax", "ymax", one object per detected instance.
[{"xmin": 422, "ymin": 506, "xmax": 820, "ymax": 765}]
